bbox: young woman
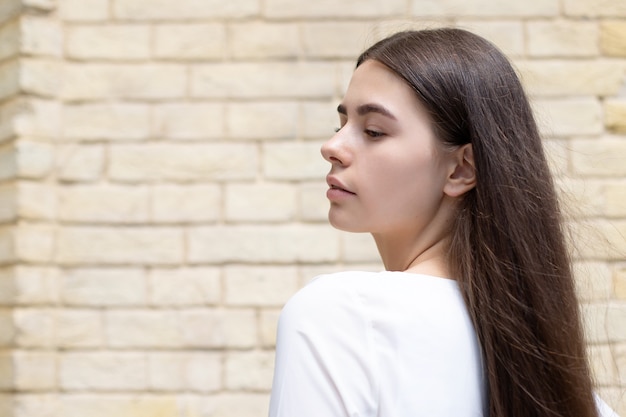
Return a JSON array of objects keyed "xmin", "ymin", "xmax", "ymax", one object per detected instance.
[{"xmin": 268, "ymin": 28, "xmax": 618, "ymax": 417}]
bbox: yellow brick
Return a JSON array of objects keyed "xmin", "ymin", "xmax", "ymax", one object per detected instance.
[
  {"xmin": 13, "ymin": 394, "xmax": 60, "ymax": 417},
  {"xmin": 63, "ymin": 103, "xmax": 150, "ymax": 141},
  {"xmin": 13, "ymin": 98, "xmax": 61, "ymax": 138},
  {"xmin": 106, "ymin": 310, "xmax": 181, "ymax": 348},
  {"xmin": 56, "ymin": 310, "xmax": 103, "ymax": 348},
  {"xmin": 411, "ymin": 0, "xmax": 558, "ymax": 17},
  {"xmin": 211, "ymin": 393, "xmax": 270, "ymax": 417},
  {"xmin": 148, "ymin": 352, "xmax": 221, "ymax": 392},
  {"xmin": 299, "ymin": 182, "xmax": 329, "ymax": 222},
  {"xmin": 20, "ymin": 16, "xmax": 62, "ymax": 57},
  {"xmin": 13, "ymin": 350, "xmax": 56, "ymax": 390},
  {"xmin": 518, "ymin": 60, "xmax": 624, "ymax": 97},
  {"xmin": 56, "ymin": 144, "xmax": 104, "ymax": 182},
  {"xmin": 0, "ymin": 227, "xmax": 15, "ymax": 265},
  {"xmin": 227, "ymin": 101, "xmax": 297, "ymax": 140},
  {"xmin": 573, "ymin": 261, "xmax": 612, "ymax": 301},
  {"xmin": 527, "ymin": 20, "xmax": 599, "ymax": 57},
  {"xmin": 61, "ymin": 64, "xmax": 187, "ymax": 100},
  {"xmin": 155, "ymin": 24, "xmax": 225, "ymax": 60},
  {"xmin": 59, "ymin": 0, "xmax": 109, "ymax": 21},
  {"xmin": 0, "ymin": 20, "xmax": 18, "ymax": 61},
  {"xmin": 543, "ymin": 139, "xmax": 569, "ymax": 178},
  {"xmin": 15, "ymin": 224, "xmax": 55, "ymax": 263},
  {"xmin": 259, "ymin": 309, "xmax": 280, "ymax": 348},
  {"xmin": 151, "ymin": 184, "xmax": 221, "ymax": 223},
  {"xmin": 61, "ymin": 395, "xmax": 179, "ymax": 417},
  {"xmin": 109, "ymin": 143, "xmax": 257, "ymax": 182},
  {"xmin": 17, "ymin": 182, "xmax": 56, "ymax": 220},
  {"xmin": 149, "ymin": 267, "xmax": 220, "ymax": 306},
  {"xmin": 20, "ymin": 58, "xmax": 61, "ymax": 97},
  {"xmin": 0, "ymin": 265, "xmax": 58, "ymax": 305},
  {"xmin": 225, "ymin": 351, "xmax": 274, "ymax": 390},
  {"xmin": 455, "ymin": 20, "xmax": 524, "ymax": 56},
  {"xmin": 605, "ymin": 99, "xmax": 626, "ymax": 133},
  {"xmin": 13, "ymin": 308, "xmax": 55, "ymax": 348},
  {"xmin": 606, "ymin": 180, "xmax": 626, "ymax": 217},
  {"xmin": 56, "ymin": 227, "xmax": 183, "ymax": 265},
  {"xmin": 533, "ymin": 98, "xmax": 602, "ymax": 137},
  {"xmin": 66, "ymin": 25, "xmax": 150, "ymax": 60},
  {"xmin": 114, "ymin": 0, "xmax": 258, "ymax": 19},
  {"xmin": 556, "ymin": 178, "xmax": 605, "ymax": 219},
  {"xmin": 0, "ymin": 184, "xmax": 16, "ymax": 222},
  {"xmin": 152, "ymin": 103, "xmax": 224, "ymax": 140},
  {"xmin": 0, "ymin": 0, "xmax": 21, "ymax": 24},
  {"xmin": 59, "ymin": 352, "xmax": 147, "ymax": 390},
  {"xmin": 266, "ymin": 0, "xmax": 403, "ymax": 18},
  {"xmin": 23, "ymin": 0, "xmax": 54, "ymax": 10},
  {"xmin": 602, "ymin": 21, "xmax": 626, "ymax": 56},
  {"xmin": 616, "ymin": 268, "xmax": 626, "ymax": 300},
  {"xmin": 570, "ymin": 219, "xmax": 626, "ymax": 261},
  {"xmin": 264, "ymin": 142, "xmax": 328, "ymax": 180},
  {"xmin": 225, "ymin": 183, "xmax": 297, "ymax": 222},
  {"xmin": 224, "ymin": 266, "xmax": 299, "ymax": 307},
  {"xmin": 588, "ymin": 344, "xmax": 618, "ymax": 385},
  {"xmin": 0, "ymin": 145, "xmax": 16, "ymax": 181},
  {"xmin": 191, "ymin": 62, "xmax": 335, "ymax": 99},
  {"xmin": 58, "ymin": 184, "xmax": 150, "ymax": 223},
  {"xmin": 16, "ymin": 140, "xmax": 54, "ymax": 179},
  {"xmin": 301, "ymin": 100, "xmax": 338, "ymax": 139},
  {"xmin": 0, "ymin": 351, "xmax": 13, "ymax": 390},
  {"xmin": 302, "ymin": 22, "xmax": 374, "ymax": 58},
  {"xmin": 0, "ymin": 309, "xmax": 14, "ymax": 347},
  {"xmin": 341, "ymin": 232, "xmax": 380, "ymax": 263},
  {"xmin": 564, "ymin": 0, "xmax": 626, "ymax": 17},
  {"xmin": 180, "ymin": 308, "xmax": 256, "ymax": 348},
  {"xmin": 188, "ymin": 224, "xmax": 339, "ymax": 263},
  {"xmin": 11, "ymin": 266, "xmax": 58, "ymax": 306},
  {"xmin": 229, "ymin": 22, "xmax": 298, "ymax": 59},
  {"xmin": 60, "ymin": 268, "xmax": 146, "ymax": 307},
  {"xmin": 0, "ymin": 60, "xmax": 19, "ymax": 101},
  {"xmin": 571, "ymin": 138, "xmax": 626, "ymax": 177}
]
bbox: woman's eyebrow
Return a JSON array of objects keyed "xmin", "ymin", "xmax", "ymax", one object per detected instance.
[{"xmin": 337, "ymin": 103, "xmax": 397, "ymax": 120}]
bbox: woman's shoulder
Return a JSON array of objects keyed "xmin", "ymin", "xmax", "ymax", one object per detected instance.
[
  {"xmin": 279, "ymin": 271, "xmax": 375, "ymax": 323},
  {"xmin": 279, "ymin": 270, "xmax": 465, "ymax": 330}
]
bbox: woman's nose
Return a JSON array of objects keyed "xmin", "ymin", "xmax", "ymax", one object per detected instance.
[{"xmin": 321, "ymin": 130, "xmax": 350, "ymax": 166}]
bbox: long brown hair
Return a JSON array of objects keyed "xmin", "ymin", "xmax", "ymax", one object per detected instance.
[{"xmin": 357, "ymin": 28, "xmax": 598, "ymax": 417}]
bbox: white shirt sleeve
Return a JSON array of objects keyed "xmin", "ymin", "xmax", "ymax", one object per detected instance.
[
  {"xmin": 268, "ymin": 277, "xmax": 379, "ymax": 417},
  {"xmin": 595, "ymin": 394, "xmax": 621, "ymax": 417}
]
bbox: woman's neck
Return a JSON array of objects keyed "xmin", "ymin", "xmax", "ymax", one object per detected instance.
[{"xmin": 372, "ymin": 232, "xmax": 452, "ymax": 279}]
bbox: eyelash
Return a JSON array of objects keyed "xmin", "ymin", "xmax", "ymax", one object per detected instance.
[
  {"xmin": 365, "ymin": 129, "xmax": 384, "ymax": 138},
  {"xmin": 334, "ymin": 126, "xmax": 385, "ymax": 139}
]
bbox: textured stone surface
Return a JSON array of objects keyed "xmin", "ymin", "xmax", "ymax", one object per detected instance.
[
  {"xmin": 188, "ymin": 224, "xmax": 339, "ymax": 263},
  {"xmin": 411, "ymin": 0, "xmax": 559, "ymax": 17},
  {"xmin": 1, "ymin": 1, "xmax": 625, "ymax": 416}
]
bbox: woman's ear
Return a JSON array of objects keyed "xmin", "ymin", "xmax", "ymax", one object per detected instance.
[{"xmin": 443, "ymin": 144, "xmax": 476, "ymax": 197}]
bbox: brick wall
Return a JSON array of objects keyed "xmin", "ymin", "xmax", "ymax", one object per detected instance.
[{"xmin": 0, "ymin": 0, "xmax": 625, "ymax": 416}]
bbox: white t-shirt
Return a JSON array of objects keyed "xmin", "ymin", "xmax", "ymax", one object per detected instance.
[
  {"xmin": 268, "ymin": 270, "xmax": 621, "ymax": 417},
  {"xmin": 268, "ymin": 271, "xmax": 486, "ymax": 417}
]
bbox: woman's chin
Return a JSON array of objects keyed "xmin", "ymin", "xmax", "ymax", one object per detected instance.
[{"xmin": 328, "ymin": 214, "xmax": 368, "ymax": 233}]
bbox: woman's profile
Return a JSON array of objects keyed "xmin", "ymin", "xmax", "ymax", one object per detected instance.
[{"xmin": 268, "ymin": 28, "xmax": 619, "ymax": 417}]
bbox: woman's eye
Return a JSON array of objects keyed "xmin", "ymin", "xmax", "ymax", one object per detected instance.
[
  {"xmin": 365, "ymin": 129, "xmax": 384, "ymax": 138},
  {"xmin": 334, "ymin": 127, "xmax": 342, "ymax": 133}
]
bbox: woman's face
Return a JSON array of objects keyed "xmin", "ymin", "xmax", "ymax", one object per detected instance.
[{"xmin": 321, "ymin": 60, "xmax": 454, "ymax": 238}]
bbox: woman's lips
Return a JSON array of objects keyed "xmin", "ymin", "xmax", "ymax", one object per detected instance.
[
  {"xmin": 329, "ymin": 184, "xmax": 355, "ymax": 194},
  {"xmin": 326, "ymin": 177, "xmax": 356, "ymax": 201},
  {"xmin": 326, "ymin": 176, "xmax": 354, "ymax": 194},
  {"xmin": 327, "ymin": 187, "xmax": 355, "ymax": 201}
]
